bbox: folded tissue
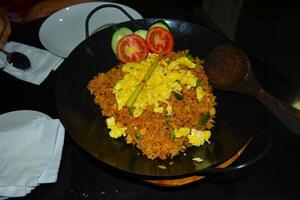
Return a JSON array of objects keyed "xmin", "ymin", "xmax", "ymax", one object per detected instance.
[{"xmin": 0, "ymin": 116, "xmax": 65, "ymax": 199}]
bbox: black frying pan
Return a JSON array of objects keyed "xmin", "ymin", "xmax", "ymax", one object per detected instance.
[{"xmin": 55, "ymin": 4, "xmax": 271, "ymax": 179}]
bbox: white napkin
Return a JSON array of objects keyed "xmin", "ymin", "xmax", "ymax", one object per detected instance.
[
  {"xmin": 0, "ymin": 41, "xmax": 64, "ymax": 85},
  {"xmin": 0, "ymin": 117, "xmax": 65, "ymax": 199}
]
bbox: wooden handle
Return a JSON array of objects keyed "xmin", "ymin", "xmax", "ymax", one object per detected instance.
[
  {"xmin": 235, "ymin": 70, "xmax": 300, "ymax": 135},
  {"xmin": 256, "ymin": 88, "xmax": 300, "ymax": 134}
]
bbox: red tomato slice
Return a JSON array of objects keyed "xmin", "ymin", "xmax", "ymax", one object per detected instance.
[
  {"xmin": 116, "ymin": 34, "xmax": 148, "ymax": 63},
  {"xmin": 146, "ymin": 27, "xmax": 174, "ymax": 55}
]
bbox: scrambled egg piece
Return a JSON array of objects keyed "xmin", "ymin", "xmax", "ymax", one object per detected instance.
[
  {"xmin": 113, "ymin": 54, "xmax": 205, "ymax": 117},
  {"xmin": 168, "ymin": 57, "xmax": 196, "ymax": 69},
  {"xmin": 106, "ymin": 117, "xmax": 127, "ymax": 138},
  {"xmin": 196, "ymin": 86, "xmax": 205, "ymax": 101},
  {"xmin": 209, "ymin": 107, "xmax": 216, "ymax": 116},
  {"xmin": 173, "ymin": 127, "xmax": 211, "ymax": 147},
  {"xmin": 188, "ymin": 129, "xmax": 211, "ymax": 146},
  {"xmin": 174, "ymin": 127, "xmax": 190, "ymax": 138}
]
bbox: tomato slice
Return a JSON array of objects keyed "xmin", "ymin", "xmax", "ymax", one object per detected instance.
[
  {"xmin": 146, "ymin": 27, "xmax": 174, "ymax": 55},
  {"xmin": 116, "ymin": 34, "xmax": 148, "ymax": 63}
]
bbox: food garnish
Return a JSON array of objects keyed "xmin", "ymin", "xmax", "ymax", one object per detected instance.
[
  {"xmin": 134, "ymin": 29, "xmax": 148, "ymax": 39},
  {"xmin": 116, "ymin": 34, "xmax": 148, "ymax": 63},
  {"xmin": 146, "ymin": 27, "xmax": 174, "ymax": 55},
  {"xmin": 199, "ymin": 112, "xmax": 211, "ymax": 128},
  {"xmin": 111, "ymin": 27, "xmax": 133, "ymax": 54},
  {"xmin": 149, "ymin": 20, "xmax": 170, "ymax": 30},
  {"xmin": 111, "ymin": 20, "xmax": 174, "ymax": 63}
]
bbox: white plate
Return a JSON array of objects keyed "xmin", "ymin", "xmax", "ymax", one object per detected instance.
[
  {"xmin": 39, "ymin": 2, "xmax": 143, "ymax": 58},
  {"xmin": 0, "ymin": 110, "xmax": 51, "ymax": 129}
]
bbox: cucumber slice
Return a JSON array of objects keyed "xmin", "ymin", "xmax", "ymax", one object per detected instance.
[
  {"xmin": 134, "ymin": 30, "xmax": 148, "ymax": 39},
  {"xmin": 111, "ymin": 27, "xmax": 133, "ymax": 54},
  {"xmin": 150, "ymin": 21, "xmax": 170, "ymax": 31}
]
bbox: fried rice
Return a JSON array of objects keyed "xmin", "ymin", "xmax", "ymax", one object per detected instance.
[{"xmin": 87, "ymin": 50, "xmax": 216, "ymax": 160}]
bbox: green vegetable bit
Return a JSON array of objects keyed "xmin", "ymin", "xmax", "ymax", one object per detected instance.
[
  {"xmin": 187, "ymin": 54, "xmax": 193, "ymax": 60},
  {"xmin": 165, "ymin": 115, "xmax": 171, "ymax": 123},
  {"xmin": 167, "ymin": 126, "xmax": 174, "ymax": 131},
  {"xmin": 196, "ymin": 79, "xmax": 201, "ymax": 87},
  {"xmin": 135, "ymin": 133, "xmax": 141, "ymax": 139},
  {"xmin": 199, "ymin": 112, "xmax": 210, "ymax": 128},
  {"xmin": 174, "ymin": 92, "xmax": 184, "ymax": 100},
  {"xmin": 170, "ymin": 133, "xmax": 176, "ymax": 140},
  {"xmin": 128, "ymin": 107, "xmax": 135, "ymax": 115}
]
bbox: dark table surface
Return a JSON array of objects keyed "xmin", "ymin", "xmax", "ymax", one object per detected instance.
[{"xmin": 1, "ymin": 1, "xmax": 300, "ymax": 200}]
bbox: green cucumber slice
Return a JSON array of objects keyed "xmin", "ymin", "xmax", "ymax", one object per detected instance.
[
  {"xmin": 111, "ymin": 27, "xmax": 133, "ymax": 54},
  {"xmin": 134, "ymin": 30, "xmax": 148, "ymax": 39},
  {"xmin": 150, "ymin": 21, "xmax": 170, "ymax": 31}
]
